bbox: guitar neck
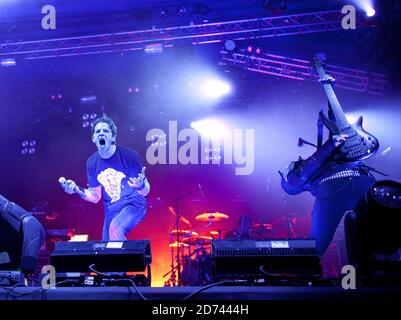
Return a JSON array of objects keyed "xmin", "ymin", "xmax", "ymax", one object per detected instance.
[
  {"xmin": 315, "ymin": 63, "xmax": 350, "ymax": 131},
  {"xmin": 321, "ymin": 83, "xmax": 349, "ymax": 130}
]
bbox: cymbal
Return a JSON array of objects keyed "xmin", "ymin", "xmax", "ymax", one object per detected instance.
[
  {"xmin": 181, "ymin": 235, "xmax": 213, "ymax": 246},
  {"xmin": 210, "ymin": 230, "xmax": 225, "ymax": 239},
  {"xmin": 168, "ymin": 206, "xmax": 192, "ymax": 226},
  {"xmin": 252, "ymin": 223, "xmax": 273, "ymax": 230},
  {"xmin": 170, "ymin": 230, "xmax": 199, "ymax": 237},
  {"xmin": 195, "ymin": 212, "xmax": 229, "ymax": 222},
  {"xmin": 168, "ymin": 241, "xmax": 189, "ymax": 248}
]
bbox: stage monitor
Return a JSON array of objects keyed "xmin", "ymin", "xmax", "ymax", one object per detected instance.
[
  {"xmin": 50, "ymin": 240, "xmax": 152, "ymax": 273},
  {"xmin": 211, "ymin": 239, "xmax": 321, "ymax": 281},
  {"xmin": 0, "ymin": 194, "xmax": 45, "ymax": 274}
]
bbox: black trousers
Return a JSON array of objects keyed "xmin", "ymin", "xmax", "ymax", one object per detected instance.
[{"xmin": 310, "ymin": 175, "xmax": 376, "ymax": 257}]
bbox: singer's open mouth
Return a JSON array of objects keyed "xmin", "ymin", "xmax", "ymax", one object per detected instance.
[{"xmin": 99, "ymin": 138, "xmax": 106, "ymax": 146}]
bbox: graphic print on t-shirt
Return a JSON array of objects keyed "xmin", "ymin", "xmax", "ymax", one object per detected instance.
[{"xmin": 97, "ymin": 168, "xmax": 126, "ymax": 203}]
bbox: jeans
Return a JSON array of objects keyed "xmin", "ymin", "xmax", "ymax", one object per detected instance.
[
  {"xmin": 310, "ymin": 175, "xmax": 376, "ymax": 256},
  {"xmin": 102, "ymin": 203, "xmax": 146, "ymax": 241}
]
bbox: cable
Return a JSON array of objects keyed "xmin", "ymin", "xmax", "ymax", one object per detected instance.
[
  {"xmin": 259, "ymin": 265, "xmax": 342, "ymax": 286},
  {"xmin": 103, "ymin": 278, "xmax": 148, "ymax": 301},
  {"xmin": 89, "ymin": 264, "xmax": 113, "ymax": 277},
  {"xmin": 89, "ymin": 264, "xmax": 149, "ymax": 300},
  {"xmin": 182, "ymin": 280, "xmax": 236, "ymax": 300}
]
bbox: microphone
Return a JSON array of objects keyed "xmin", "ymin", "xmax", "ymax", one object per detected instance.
[
  {"xmin": 198, "ymin": 184, "xmax": 205, "ymax": 199},
  {"xmin": 59, "ymin": 177, "xmax": 85, "ymax": 194}
]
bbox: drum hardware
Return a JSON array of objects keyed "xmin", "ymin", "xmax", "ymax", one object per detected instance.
[{"xmin": 164, "ymin": 185, "xmax": 203, "ymax": 287}]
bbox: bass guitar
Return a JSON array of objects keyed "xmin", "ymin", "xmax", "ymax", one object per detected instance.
[{"xmin": 312, "ymin": 53, "xmax": 379, "ymax": 161}]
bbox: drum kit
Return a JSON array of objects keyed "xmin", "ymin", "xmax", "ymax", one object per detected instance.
[
  {"xmin": 164, "ymin": 211, "xmax": 228, "ymax": 287},
  {"xmin": 163, "ymin": 207, "xmax": 309, "ymax": 286}
]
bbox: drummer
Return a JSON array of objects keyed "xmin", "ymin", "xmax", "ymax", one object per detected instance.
[{"xmin": 225, "ymin": 215, "xmax": 253, "ymax": 240}]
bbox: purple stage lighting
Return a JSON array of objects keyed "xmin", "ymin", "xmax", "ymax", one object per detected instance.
[
  {"xmin": 366, "ymin": 8, "xmax": 375, "ymax": 17},
  {"xmin": 191, "ymin": 118, "xmax": 229, "ymax": 140},
  {"xmin": 353, "ymin": 0, "xmax": 376, "ymax": 17},
  {"xmin": 144, "ymin": 43, "xmax": 163, "ymax": 54},
  {"xmin": 80, "ymin": 95, "xmax": 97, "ymax": 104},
  {"xmin": 200, "ymin": 78, "xmax": 231, "ymax": 99},
  {"xmin": 0, "ymin": 58, "xmax": 16, "ymax": 67}
]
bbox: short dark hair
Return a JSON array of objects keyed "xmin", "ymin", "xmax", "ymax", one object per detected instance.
[{"xmin": 91, "ymin": 114, "xmax": 117, "ymax": 137}]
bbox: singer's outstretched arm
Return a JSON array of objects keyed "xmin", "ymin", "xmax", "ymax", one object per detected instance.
[
  {"xmin": 60, "ymin": 178, "xmax": 102, "ymax": 203},
  {"xmin": 78, "ymin": 185, "xmax": 102, "ymax": 203}
]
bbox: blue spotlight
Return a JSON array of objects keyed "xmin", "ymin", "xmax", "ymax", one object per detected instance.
[
  {"xmin": 200, "ymin": 78, "xmax": 231, "ymax": 99},
  {"xmin": 366, "ymin": 7, "xmax": 375, "ymax": 17},
  {"xmin": 354, "ymin": 0, "xmax": 376, "ymax": 17},
  {"xmin": 0, "ymin": 58, "xmax": 16, "ymax": 67}
]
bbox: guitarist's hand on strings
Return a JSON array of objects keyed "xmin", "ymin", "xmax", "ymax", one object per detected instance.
[{"xmin": 333, "ymin": 134, "xmax": 348, "ymax": 147}]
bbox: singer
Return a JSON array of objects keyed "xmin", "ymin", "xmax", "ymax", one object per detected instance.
[{"xmin": 59, "ymin": 114, "xmax": 150, "ymax": 241}]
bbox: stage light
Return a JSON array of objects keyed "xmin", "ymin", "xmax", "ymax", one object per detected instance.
[
  {"xmin": 200, "ymin": 78, "xmax": 231, "ymax": 99},
  {"xmin": 0, "ymin": 194, "xmax": 45, "ymax": 274},
  {"xmin": 0, "ymin": 58, "xmax": 16, "ymax": 67},
  {"xmin": 353, "ymin": 0, "xmax": 375, "ymax": 17},
  {"xmin": 344, "ymin": 180, "xmax": 401, "ymax": 278},
  {"xmin": 224, "ymin": 40, "xmax": 236, "ymax": 51},
  {"xmin": 178, "ymin": 6, "xmax": 188, "ymax": 15},
  {"xmin": 50, "ymin": 94, "xmax": 62, "ymax": 100},
  {"xmin": 21, "ymin": 140, "xmax": 36, "ymax": 155},
  {"xmin": 366, "ymin": 8, "xmax": 376, "ymax": 17},
  {"xmin": 247, "ymin": 46, "xmax": 253, "ymax": 53},
  {"xmin": 158, "ymin": 8, "xmax": 168, "ymax": 18},
  {"xmin": 191, "ymin": 118, "xmax": 230, "ymax": 140},
  {"xmin": 128, "ymin": 87, "xmax": 140, "ymax": 93},
  {"xmin": 144, "ymin": 43, "xmax": 163, "ymax": 54},
  {"xmin": 80, "ymin": 95, "xmax": 97, "ymax": 104}
]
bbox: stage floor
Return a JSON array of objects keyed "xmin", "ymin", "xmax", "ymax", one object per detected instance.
[{"xmin": 1, "ymin": 285, "xmax": 400, "ymax": 301}]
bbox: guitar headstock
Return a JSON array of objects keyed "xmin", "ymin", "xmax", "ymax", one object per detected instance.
[{"xmin": 312, "ymin": 52, "xmax": 327, "ymax": 68}]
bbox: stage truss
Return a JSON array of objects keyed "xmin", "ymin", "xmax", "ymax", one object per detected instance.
[
  {"xmin": 220, "ymin": 49, "xmax": 387, "ymax": 95},
  {"xmin": 0, "ymin": 9, "xmax": 385, "ymax": 94},
  {"xmin": 1, "ymin": 10, "xmax": 362, "ymax": 59}
]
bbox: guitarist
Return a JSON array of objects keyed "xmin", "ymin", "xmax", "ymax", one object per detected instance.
[{"xmin": 280, "ymin": 106, "xmax": 376, "ymax": 257}]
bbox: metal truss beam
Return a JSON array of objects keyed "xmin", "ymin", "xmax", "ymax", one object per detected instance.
[
  {"xmin": 0, "ymin": 10, "xmax": 356, "ymax": 59},
  {"xmin": 220, "ymin": 49, "xmax": 387, "ymax": 96}
]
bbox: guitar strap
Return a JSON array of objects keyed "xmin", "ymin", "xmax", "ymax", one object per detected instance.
[
  {"xmin": 317, "ymin": 109, "xmax": 324, "ymax": 149},
  {"xmin": 317, "ymin": 101, "xmax": 334, "ymax": 149}
]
